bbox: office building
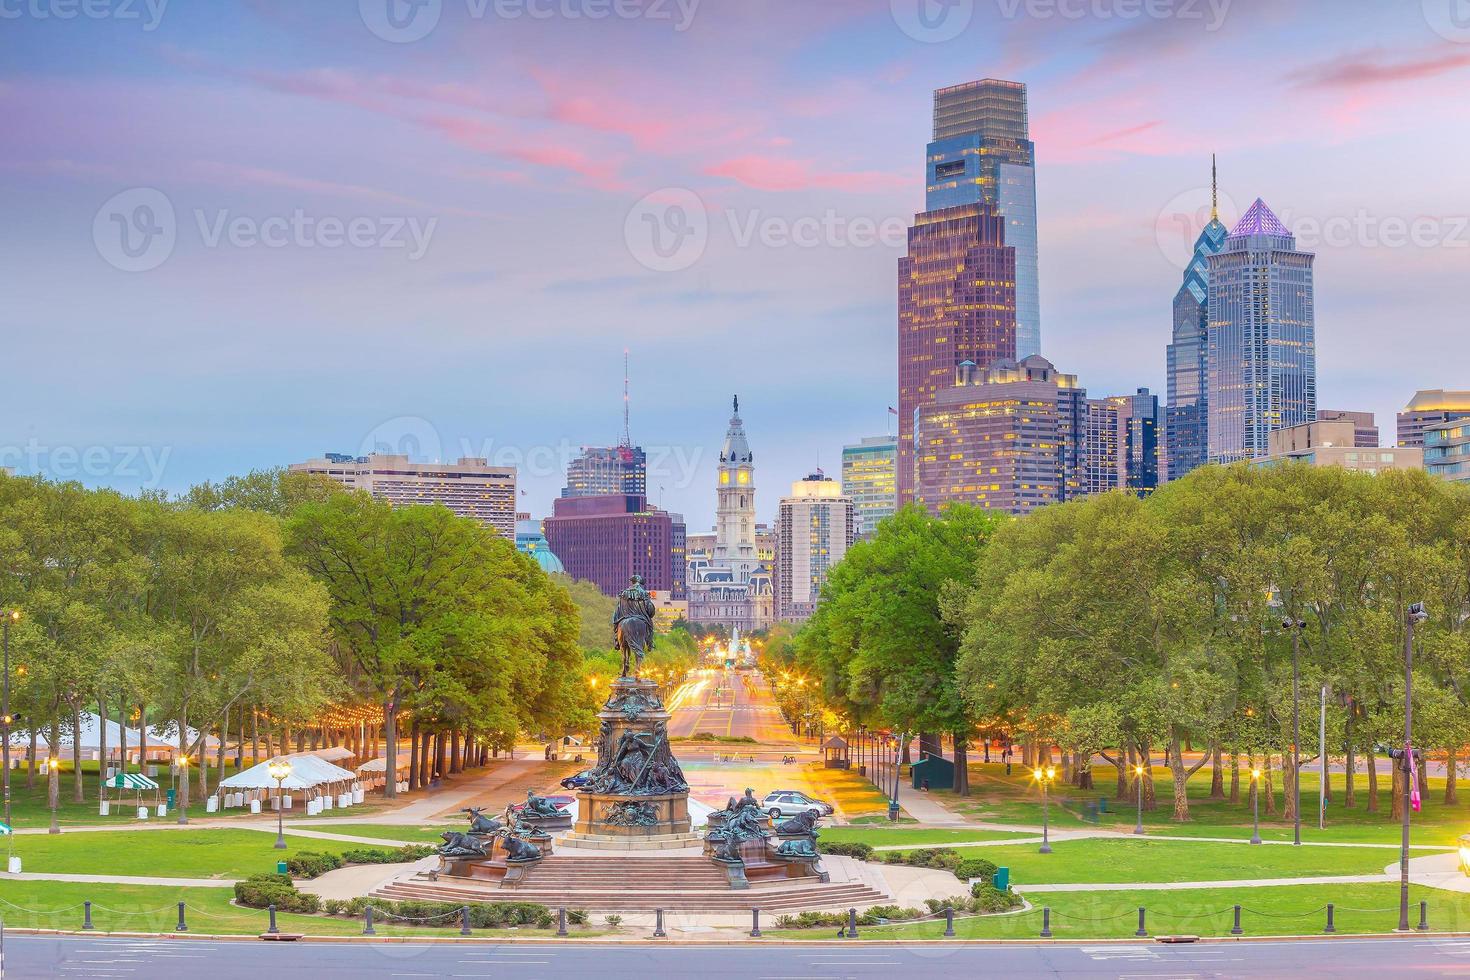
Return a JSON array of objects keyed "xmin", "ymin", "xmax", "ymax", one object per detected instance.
[
  {"xmin": 1317, "ymin": 410, "xmax": 1379, "ymax": 448},
  {"xmin": 1206, "ymin": 198, "xmax": 1317, "ymax": 463},
  {"xmin": 1397, "ymin": 391, "xmax": 1470, "ymax": 448},
  {"xmin": 1425, "ymin": 422, "xmax": 1470, "ymax": 484},
  {"xmin": 562, "ymin": 445, "xmax": 647, "ymax": 498},
  {"xmin": 840, "ymin": 436, "xmax": 897, "ymax": 538},
  {"xmin": 775, "ymin": 470, "xmax": 856, "ymax": 624},
  {"xmin": 290, "ymin": 453, "xmax": 516, "ymax": 538},
  {"xmin": 1257, "ymin": 420, "xmax": 1421, "ymax": 474},
  {"xmin": 1164, "ymin": 158, "xmax": 1228, "ymax": 482},
  {"xmin": 543, "ymin": 494, "xmax": 686, "ymax": 599},
  {"xmin": 927, "ymin": 79, "xmax": 1040, "ymax": 359}
]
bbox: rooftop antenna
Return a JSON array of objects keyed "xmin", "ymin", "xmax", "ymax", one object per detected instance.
[
  {"xmin": 620, "ymin": 348, "xmax": 631, "ymax": 449},
  {"xmin": 1211, "ymin": 154, "xmax": 1219, "ymax": 223}
]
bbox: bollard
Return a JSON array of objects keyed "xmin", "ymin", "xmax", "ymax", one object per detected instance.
[
  {"xmin": 460, "ymin": 905, "xmax": 471, "ymax": 936},
  {"xmin": 83, "ymin": 901, "xmax": 93, "ymax": 931},
  {"xmin": 1135, "ymin": 907, "xmax": 1147, "ymax": 938},
  {"xmin": 556, "ymin": 907, "xmax": 568, "ymax": 937},
  {"xmin": 1039, "ymin": 906, "xmax": 1051, "ymax": 939},
  {"xmin": 944, "ymin": 906, "xmax": 955, "ymax": 938},
  {"xmin": 267, "ymin": 904, "xmax": 279, "ymax": 935},
  {"xmin": 363, "ymin": 905, "xmax": 376, "ymax": 936},
  {"xmin": 750, "ymin": 908, "xmax": 761, "ymax": 938},
  {"xmin": 1230, "ymin": 904, "xmax": 1242, "ymax": 936},
  {"xmin": 175, "ymin": 902, "xmax": 188, "ymax": 933},
  {"xmin": 847, "ymin": 907, "xmax": 859, "ymax": 939},
  {"xmin": 653, "ymin": 908, "xmax": 666, "ymax": 939},
  {"xmin": 1324, "ymin": 903, "xmax": 1335, "ymax": 934},
  {"xmin": 1418, "ymin": 900, "xmax": 1429, "ymax": 932}
]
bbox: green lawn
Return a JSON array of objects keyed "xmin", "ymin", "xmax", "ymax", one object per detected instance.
[
  {"xmin": 295, "ymin": 822, "xmax": 459, "ymax": 844},
  {"xmin": 819, "ymin": 827, "xmax": 1031, "ymax": 847},
  {"xmin": 5, "ymin": 828, "xmax": 372, "ymax": 879},
  {"xmin": 775, "ymin": 883, "xmax": 1470, "ymax": 940},
  {"xmin": 0, "ymin": 880, "xmax": 577, "ymax": 938}
]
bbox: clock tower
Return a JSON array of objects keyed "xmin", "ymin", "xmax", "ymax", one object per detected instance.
[{"xmin": 713, "ymin": 395, "xmax": 758, "ymax": 582}]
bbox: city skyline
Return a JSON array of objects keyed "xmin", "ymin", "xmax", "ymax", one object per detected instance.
[{"xmin": 3, "ymin": 2, "xmax": 1469, "ymax": 531}]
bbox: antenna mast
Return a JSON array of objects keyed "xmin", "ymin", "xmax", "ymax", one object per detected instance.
[{"xmin": 621, "ymin": 348, "xmax": 631, "ymax": 448}]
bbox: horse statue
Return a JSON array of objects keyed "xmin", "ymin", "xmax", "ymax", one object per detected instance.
[{"xmin": 611, "ymin": 574, "xmax": 656, "ymax": 678}]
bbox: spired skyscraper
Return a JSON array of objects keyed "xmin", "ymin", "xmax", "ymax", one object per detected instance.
[
  {"xmin": 1206, "ymin": 198, "xmax": 1317, "ymax": 463},
  {"xmin": 927, "ymin": 79, "xmax": 1040, "ymax": 359},
  {"xmin": 1164, "ymin": 158, "xmax": 1228, "ymax": 482}
]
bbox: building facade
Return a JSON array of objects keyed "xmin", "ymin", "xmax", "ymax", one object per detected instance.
[
  {"xmin": 1257, "ymin": 420, "xmax": 1421, "ymax": 474},
  {"xmin": 1164, "ymin": 160, "xmax": 1228, "ymax": 482},
  {"xmin": 1425, "ymin": 422, "xmax": 1470, "ymax": 484},
  {"xmin": 1397, "ymin": 391, "xmax": 1470, "ymax": 448},
  {"xmin": 543, "ymin": 494, "xmax": 686, "ymax": 599},
  {"xmin": 290, "ymin": 453, "xmax": 517, "ymax": 538},
  {"xmin": 1206, "ymin": 198, "xmax": 1317, "ymax": 463},
  {"xmin": 840, "ymin": 436, "xmax": 897, "ymax": 538},
  {"xmin": 562, "ymin": 445, "xmax": 647, "ymax": 498},
  {"xmin": 927, "ymin": 79, "xmax": 1040, "ymax": 359},
  {"xmin": 775, "ymin": 471, "xmax": 856, "ymax": 624},
  {"xmin": 515, "ymin": 517, "xmax": 565, "ymax": 575},
  {"xmin": 1316, "ymin": 410, "xmax": 1379, "ymax": 448}
]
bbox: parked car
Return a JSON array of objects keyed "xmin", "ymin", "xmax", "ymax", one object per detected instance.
[
  {"xmin": 560, "ymin": 770, "xmax": 594, "ymax": 790},
  {"xmin": 1459, "ymin": 833, "xmax": 1470, "ymax": 876},
  {"xmin": 761, "ymin": 789, "xmax": 833, "ymax": 819}
]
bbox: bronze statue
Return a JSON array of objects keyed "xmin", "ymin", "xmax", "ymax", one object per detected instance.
[
  {"xmin": 774, "ymin": 808, "xmax": 819, "ymax": 837},
  {"xmin": 611, "ymin": 575, "xmax": 656, "ymax": 677},
  {"xmin": 773, "ymin": 838, "xmax": 819, "ymax": 859},
  {"xmin": 605, "ymin": 800, "xmax": 659, "ymax": 827},
  {"xmin": 523, "ymin": 789, "xmax": 562, "ymax": 818},
  {"xmin": 497, "ymin": 830, "xmax": 542, "ymax": 863},
  {"xmin": 462, "ymin": 807, "xmax": 502, "ymax": 835},
  {"xmin": 437, "ymin": 831, "xmax": 490, "ymax": 858}
]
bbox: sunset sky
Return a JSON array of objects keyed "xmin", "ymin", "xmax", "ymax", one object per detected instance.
[{"xmin": 3, "ymin": 0, "xmax": 1468, "ymax": 529}]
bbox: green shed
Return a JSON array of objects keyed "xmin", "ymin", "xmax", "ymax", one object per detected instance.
[{"xmin": 910, "ymin": 753, "xmax": 955, "ymax": 791}]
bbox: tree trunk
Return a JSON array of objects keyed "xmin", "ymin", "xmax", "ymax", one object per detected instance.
[
  {"xmin": 137, "ymin": 704, "xmax": 146, "ymax": 775},
  {"xmin": 953, "ymin": 734, "xmax": 970, "ymax": 796},
  {"xmin": 177, "ymin": 702, "xmax": 190, "ymax": 819},
  {"xmin": 215, "ymin": 714, "xmax": 228, "ymax": 785},
  {"xmin": 1391, "ymin": 761, "xmax": 1405, "ymax": 821},
  {"xmin": 1209, "ymin": 742, "xmax": 1225, "ymax": 801},
  {"xmin": 26, "ymin": 729, "xmax": 36, "ymax": 788},
  {"xmin": 383, "ymin": 696, "xmax": 398, "ymax": 798},
  {"xmin": 98, "ymin": 696, "xmax": 109, "ymax": 784},
  {"xmin": 407, "ymin": 718, "xmax": 421, "ymax": 791},
  {"xmin": 1264, "ymin": 756, "xmax": 1277, "ymax": 816},
  {"xmin": 1117, "ymin": 746, "xmax": 1131, "ymax": 801},
  {"xmin": 1229, "ymin": 748, "xmax": 1240, "ymax": 805},
  {"xmin": 450, "ymin": 729, "xmax": 462, "ymax": 775},
  {"xmin": 1417, "ymin": 754, "xmax": 1429, "ymax": 802},
  {"xmin": 72, "ymin": 706, "xmax": 84, "ymax": 802},
  {"xmin": 434, "ymin": 732, "xmax": 447, "ymax": 782},
  {"xmin": 1366, "ymin": 747, "xmax": 1379, "ymax": 813},
  {"xmin": 1168, "ymin": 729, "xmax": 1193, "ymax": 822},
  {"xmin": 1344, "ymin": 714, "xmax": 1357, "ymax": 809},
  {"xmin": 1446, "ymin": 749, "xmax": 1458, "ymax": 805}
]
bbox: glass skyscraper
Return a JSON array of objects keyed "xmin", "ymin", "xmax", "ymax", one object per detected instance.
[
  {"xmin": 926, "ymin": 79, "xmax": 1040, "ymax": 359},
  {"xmin": 1206, "ymin": 198, "xmax": 1317, "ymax": 463},
  {"xmin": 840, "ymin": 436, "xmax": 897, "ymax": 538},
  {"xmin": 1164, "ymin": 161, "xmax": 1227, "ymax": 481}
]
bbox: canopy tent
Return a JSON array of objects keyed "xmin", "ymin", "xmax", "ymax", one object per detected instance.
[
  {"xmin": 5, "ymin": 712, "xmax": 219, "ymax": 759},
  {"xmin": 288, "ymin": 746, "xmax": 354, "ymax": 763},
  {"xmin": 104, "ymin": 772, "xmax": 159, "ymax": 791},
  {"xmin": 357, "ymin": 755, "xmax": 409, "ymax": 773},
  {"xmin": 219, "ymin": 755, "xmax": 357, "ymax": 792}
]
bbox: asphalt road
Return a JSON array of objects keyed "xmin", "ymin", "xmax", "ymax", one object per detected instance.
[
  {"xmin": 666, "ymin": 670, "xmax": 793, "ymax": 745},
  {"xmin": 10, "ymin": 934, "xmax": 1470, "ymax": 978}
]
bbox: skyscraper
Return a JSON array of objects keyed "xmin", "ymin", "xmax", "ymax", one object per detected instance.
[
  {"xmin": 543, "ymin": 494, "xmax": 685, "ymax": 599},
  {"xmin": 1397, "ymin": 391, "xmax": 1470, "ymax": 448},
  {"xmin": 775, "ymin": 470, "xmax": 856, "ymax": 624},
  {"xmin": 1206, "ymin": 198, "xmax": 1317, "ymax": 463},
  {"xmin": 840, "ymin": 436, "xmax": 897, "ymax": 538},
  {"xmin": 1164, "ymin": 158, "xmax": 1228, "ymax": 482},
  {"xmin": 927, "ymin": 79, "xmax": 1040, "ymax": 359},
  {"xmin": 561, "ymin": 350, "xmax": 647, "ymax": 498},
  {"xmin": 897, "ymin": 203, "xmax": 1017, "ymax": 504}
]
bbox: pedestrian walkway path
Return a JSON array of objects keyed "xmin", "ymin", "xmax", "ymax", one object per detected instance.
[
  {"xmin": 892, "ymin": 791, "xmax": 970, "ymax": 827},
  {"xmin": 0, "ymin": 871, "xmax": 239, "ymax": 888}
]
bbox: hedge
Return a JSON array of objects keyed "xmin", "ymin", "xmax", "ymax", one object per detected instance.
[
  {"xmin": 816, "ymin": 841, "xmax": 874, "ymax": 861},
  {"xmin": 234, "ymin": 873, "xmax": 321, "ymax": 914}
]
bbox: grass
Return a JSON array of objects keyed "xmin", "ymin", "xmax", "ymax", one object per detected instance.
[
  {"xmin": 802, "ymin": 766, "xmax": 895, "ymax": 819},
  {"xmin": 5, "ymin": 828, "xmax": 373, "ymax": 879},
  {"xmin": 773, "ymin": 883, "xmax": 1470, "ymax": 940},
  {"xmin": 0, "ymin": 880, "xmax": 575, "ymax": 938},
  {"xmin": 819, "ymin": 827, "xmax": 1030, "ymax": 847}
]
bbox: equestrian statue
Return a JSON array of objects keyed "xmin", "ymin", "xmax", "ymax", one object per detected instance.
[{"xmin": 612, "ymin": 574, "xmax": 657, "ymax": 677}]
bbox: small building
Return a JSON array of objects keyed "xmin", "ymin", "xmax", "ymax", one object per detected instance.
[
  {"xmin": 822, "ymin": 736, "xmax": 851, "ymax": 770},
  {"xmin": 1256, "ymin": 420, "xmax": 1422, "ymax": 474},
  {"xmin": 910, "ymin": 753, "xmax": 956, "ymax": 791}
]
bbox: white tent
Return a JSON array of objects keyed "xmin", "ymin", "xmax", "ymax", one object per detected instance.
[
  {"xmin": 288, "ymin": 746, "xmax": 354, "ymax": 763},
  {"xmin": 357, "ymin": 755, "xmax": 409, "ymax": 773},
  {"xmin": 5, "ymin": 712, "xmax": 218, "ymax": 760},
  {"xmin": 220, "ymin": 757, "xmax": 333, "ymax": 792}
]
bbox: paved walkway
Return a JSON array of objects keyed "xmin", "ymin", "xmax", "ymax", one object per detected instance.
[
  {"xmin": 0, "ymin": 871, "xmax": 239, "ymax": 888},
  {"xmin": 891, "ymin": 790, "xmax": 970, "ymax": 827}
]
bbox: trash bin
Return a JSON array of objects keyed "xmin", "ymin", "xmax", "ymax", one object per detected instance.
[
  {"xmin": 993, "ymin": 867, "xmax": 1010, "ymax": 891},
  {"xmin": 276, "ymin": 860, "xmax": 288, "ymax": 875},
  {"xmin": 166, "ymin": 788, "xmax": 176, "ymax": 808}
]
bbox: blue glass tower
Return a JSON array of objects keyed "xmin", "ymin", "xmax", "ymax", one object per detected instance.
[
  {"xmin": 1164, "ymin": 158, "xmax": 1228, "ymax": 481},
  {"xmin": 926, "ymin": 79, "xmax": 1040, "ymax": 358}
]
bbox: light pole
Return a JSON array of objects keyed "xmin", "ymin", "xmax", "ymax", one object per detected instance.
[
  {"xmin": 1133, "ymin": 763, "xmax": 1145, "ymax": 835},
  {"xmin": 1283, "ymin": 618, "xmax": 1307, "ymax": 847},
  {"xmin": 1399, "ymin": 601, "xmax": 1428, "ymax": 932},
  {"xmin": 269, "ymin": 759, "xmax": 292, "ymax": 850},
  {"xmin": 1249, "ymin": 767, "xmax": 1262, "ymax": 845},
  {"xmin": 1, "ymin": 609, "xmax": 19, "ymax": 830},
  {"xmin": 1035, "ymin": 765, "xmax": 1056, "ymax": 853},
  {"xmin": 888, "ymin": 732, "xmax": 906, "ymax": 822}
]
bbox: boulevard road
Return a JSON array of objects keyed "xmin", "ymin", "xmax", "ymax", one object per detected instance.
[
  {"xmin": 9, "ymin": 934, "xmax": 1470, "ymax": 978},
  {"xmin": 666, "ymin": 670, "xmax": 792, "ymax": 744}
]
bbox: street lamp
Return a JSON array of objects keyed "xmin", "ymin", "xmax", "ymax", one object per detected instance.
[
  {"xmin": 1249, "ymin": 768, "xmax": 1263, "ymax": 845},
  {"xmin": 1133, "ymin": 763, "xmax": 1145, "ymax": 835},
  {"xmin": 46, "ymin": 757, "xmax": 60, "ymax": 834},
  {"xmin": 888, "ymin": 732, "xmax": 908, "ymax": 822},
  {"xmin": 1283, "ymin": 617, "xmax": 1307, "ymax": 847},
  {"xmin": 1398, "ymin": 601, "xmax": 1429, "ymax": 932},
  {"xmin": 1, "ymin": 609, "xmax": 19, "ymax": 830},
  {"xmin": 268, "ymin": 759, "xmax": 293, "ymax": 850},
  {"xmin": 1034, "ymin": 765, "xmax": 1057, "ymax": 853}
]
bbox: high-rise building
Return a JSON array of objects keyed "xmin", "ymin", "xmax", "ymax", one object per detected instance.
[
  {"xmin": 1257, "ymin": 421, "xmax": 1421, "ymax": 475},
  {"xmin": 913, "ymin": 355, "xmax": 1084, "ymax": 515},
  {"xmin": 775, "ymin": 470, "xmax": 856, "ymax": 624},
  {"xmin": 927, "ymin": 79, "xmax": 1040, "ymax": 359},
  {"xmin": 290, "ymin": 453, "xmax": 516, "ymax": 538},
  {"xmin": 1082, "ymin": 390, "xmax": 1160, "ymax": 496},
  {"xmin": 1317, "ymin": 410, "xmax": 1379, "ymax": 448},
  {"xmin": 840, "ymin": 436, "xmax": 897, "ymax": 538},
  {"xmin": 1082, "ymin": 398, "xmax": 1122, "ymax": 496},
  {"xmin": 1397, "ymin": 391, "xmax": 1470, "ymax": 448},
  {"xmin": 562, "ymin": 445, "xmax": 647, "ymax": 498},
  {"xmin": 1206, "ymin": 198, "xmax": 1317, "ymax": 463},
  {"xmin": 543, "ymin": 494, "xmax": 686, "ymax": 599},
  {"xmin": 1425, "ymin": 421, "xmax": 1470, "ymax": 484},
  {"xmin": 897, "ymin": 203, "xmax": 1017, "ymax": 504},
  {"xmin": 1164, "ymin": 158, "xmax": 1228, "ymax": 482},
  {"xmin": 686, "ymin": 398, "xmax": 774, "ymax": 631}
]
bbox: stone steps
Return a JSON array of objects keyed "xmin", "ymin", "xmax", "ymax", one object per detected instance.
[{"xmin": 375, "ymin": 878, "xmax": 889, "ymax": 913}]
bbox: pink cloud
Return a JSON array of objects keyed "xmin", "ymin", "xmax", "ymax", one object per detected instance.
[
  {"xmin": 1286, "ymin": 45, "xmax": 1470, "ymax": 90},
  {"xmin": 704, "ymin": 155, "xmax": 906, "ymax": 193}
]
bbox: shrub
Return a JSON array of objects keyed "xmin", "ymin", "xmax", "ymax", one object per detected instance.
[
  {"xmin": 816, "ymin": 841, "xmax": 874, "ymax": 861},
  {"xmin": 567, "ymin": 908, "xmax": 589, "ymax": 925},
  {"xmin": 285, "ymin": 851, "xmax": 343, "ymax": 879},
  {"xmin": 234, "ymin": 873, "xmax": 321, "ymax": 914},
  {"xmin": 321, "ymin": 899, "xmax": 347, "ymax": 916},
  {"xmin": 954, "ymin": 858, "xmax": 999, "ymax": 882},
  {"xmin": 338, "ymin": 897, "xmax": 553, "ymax": 929},
  {"xmin": 339, "ymin": 845, "xmax": 436, "ymax": 865},
  {"xmin": 969, "ymin": 884, "xmax": 1023, "ymax": 913},
  {"xmin": 605, "ymin": 914, "xmax": 623, "ymax": 929}
]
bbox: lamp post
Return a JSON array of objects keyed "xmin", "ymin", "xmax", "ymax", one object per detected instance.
[
  {"xmin": 1399, "ymin": 602, "xmax": 1428, "ymax": 932},
  {"xmin": 1283, "ymin": 618, "xmax": 1307, "ymax": 847},
  {"xmin": 1133, "ymin": 763, "xmax": 1145, "ymax": 835},
  {"xmin": 1249, "ymin": 767, "xmax": 1262, "ymax": 845},
  {"xmin": 888, "ymin": 732, "xmax": 907, "ymax": 822},
  {"xmin": 1, "ymin": 609, "xmax": 19, "ymax": 830},
  {"xmin": 46, "ymin": 757, "xmax": 60, "ymax": 834},
  {"xmin": 1035, "ymin": 765, "xmax": 1056, "ymax": 853},
  {"xmin": 268, "ymin": 759, "xmax": 292, "ymax": 850}
]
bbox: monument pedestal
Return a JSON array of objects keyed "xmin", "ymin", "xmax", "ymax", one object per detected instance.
[{"xmin": 575, "ymin": 677, "xmax": 692, "ymax": 838}]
